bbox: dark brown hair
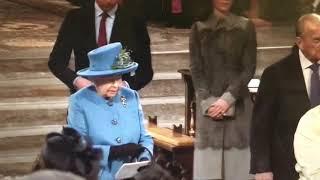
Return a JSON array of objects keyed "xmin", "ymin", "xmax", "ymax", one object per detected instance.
[{"xmin": 32, "ymin": 127, "xmax": 102, "ymax": 180}]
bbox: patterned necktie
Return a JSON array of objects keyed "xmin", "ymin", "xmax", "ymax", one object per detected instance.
[
  {"xmin": 310, "ymin": 63, "xmax": 320, "ymax": 108},
  {"xmin": 97, "ymin": 13, "xmax": 108, "ymax": 47}
]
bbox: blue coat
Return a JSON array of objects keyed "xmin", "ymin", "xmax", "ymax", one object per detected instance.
[{"xmin": 67, "ymin": 85, "xmax": 154, "ymax": 180}]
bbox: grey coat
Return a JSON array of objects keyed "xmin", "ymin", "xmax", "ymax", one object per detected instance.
[{"xmin": 189, "ymin": 13, "xmax": 257, "ymax": 149}]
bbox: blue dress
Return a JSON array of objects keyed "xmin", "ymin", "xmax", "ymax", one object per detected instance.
[{"xmin": 67, "ymin": 85, "xmax": 154, "ymax": 180}]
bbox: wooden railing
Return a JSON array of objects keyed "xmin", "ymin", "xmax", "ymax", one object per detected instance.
[{"xmin": 147, "ymin": 117, "xmax": 194, "ymax": 180}]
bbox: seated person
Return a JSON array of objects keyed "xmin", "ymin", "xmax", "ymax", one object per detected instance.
[
  {"xmin": 294, "ymin": 105, "xmax": 320, "ymax": 180},
  {"xmin": 32, "ymin": 127, "xmax": 102, "ymax": 180},
  {"xmin": 67, "ymin": 42, "xmax": 154, "ymax": 180}
]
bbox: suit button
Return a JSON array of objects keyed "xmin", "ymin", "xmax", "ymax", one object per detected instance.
[
  {"xmin": 111, "ymin": 119, "xmax": 118, "ymax": 125},
  {"xmin": 116, "ymin": 137, "xmax": 121, "ymax": 143}
]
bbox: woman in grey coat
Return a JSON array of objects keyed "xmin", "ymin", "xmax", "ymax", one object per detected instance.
[{"xmin": 189, "ymin": 0, "xmax": 257, "ymax": 179}]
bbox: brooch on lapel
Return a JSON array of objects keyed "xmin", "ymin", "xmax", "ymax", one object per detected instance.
[{"xmin": 120, "ymin": 96, "xmax": 127, "ymax": 107}]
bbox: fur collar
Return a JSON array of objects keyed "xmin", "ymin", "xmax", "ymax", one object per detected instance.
[{"xmin": 195, "ymin": 13, "xmax": 248, "ymax": 32}]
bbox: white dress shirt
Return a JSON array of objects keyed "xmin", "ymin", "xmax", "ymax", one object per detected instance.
[
  {"xmin": 94, "ymin": 2, "xmax": 117, "ymax": 43},
  {"xmin": 299, "ymin": 50, "xmax": 320, "ymax": 98}
]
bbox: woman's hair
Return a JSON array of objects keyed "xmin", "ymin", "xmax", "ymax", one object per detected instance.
[
  {"xmin": 133, "ymin": 151, "xmax": 189, "ymax": 180},
  {"xmin": 192, "ymin": 0, "xmax": 213, "ymax": 22},
  {"xmin": 32, "ymin": 127, "xmax": 102, "ymax": 180},
  {"xmin": 134, "ymin": 163, "xmax": 176, "ymax": 180},
  {"xmin": 193, "ymin": 0, "xmax": 249, "ymax": 22}
]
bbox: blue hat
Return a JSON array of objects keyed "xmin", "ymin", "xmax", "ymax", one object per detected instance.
[{"xmin": 77, "ymin": 42, "xmax": 138, "ymax": 77}]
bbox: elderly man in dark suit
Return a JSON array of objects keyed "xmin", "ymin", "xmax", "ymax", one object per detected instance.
[
  {"xmin": 250, "ymin": 13, "xmax": 320, "ymax": 180},
  {"xmin": 48, "ymin": 0, "xmax": 153, "ymax": 93}
]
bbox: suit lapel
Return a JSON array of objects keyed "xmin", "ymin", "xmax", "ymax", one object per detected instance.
[
  {"xmin": 110, "ymin": 4, "xmax": 132, "ymax": 44},
  {"xmin": 109, "ymin": 6, "xmax": 121, "ymax": 43},
  {"xmin": 83, "ymin": 2, "xmax": 98, "ymax": 49},
  {"xmin": 286, "ymin": 47, "xmax": 310, "ymax": 108}
]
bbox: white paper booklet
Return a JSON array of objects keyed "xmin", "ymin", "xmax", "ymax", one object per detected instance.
[{"xmin": 115, "ymin": 161, "xmax": 151, "ymax": 179}]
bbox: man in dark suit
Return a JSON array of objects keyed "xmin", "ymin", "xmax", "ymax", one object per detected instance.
[
  {"xmin": 48, "ymin": 0, "xmax": 153, "ymax": 93},
  {"xmin": 250, "ymin": 13, "xmax": 320, "ymax": 180}
]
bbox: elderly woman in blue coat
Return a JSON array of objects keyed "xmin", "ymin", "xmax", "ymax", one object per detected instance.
[{"xmin": 67, "ymin": 42, "xmax": 154, "ymax": 180}]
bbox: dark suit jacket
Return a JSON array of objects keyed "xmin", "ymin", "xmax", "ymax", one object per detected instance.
[
  {"xmin": 48, "ymin": 0, "xmax": 153, "ymax": 93},
  {"xmin": 250, "ymin": 46, "xmax": 311, "ymax": 180}
]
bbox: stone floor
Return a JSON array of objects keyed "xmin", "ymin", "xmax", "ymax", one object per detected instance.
[
  {"xmin": 0, "ymin": 0, "xmax": 192, "ymax": 59},
  {"xmin": 0, "ymin": 0, "xmax": 296, "ymax": 59},
  {"xmin": 0, "ymin": 0, "xmax": 60, "ymax": 58}
]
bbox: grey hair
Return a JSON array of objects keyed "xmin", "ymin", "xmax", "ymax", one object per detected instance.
[{"xmin": 296, "ymin": 13, "xmax": 320, "ymax": 37}]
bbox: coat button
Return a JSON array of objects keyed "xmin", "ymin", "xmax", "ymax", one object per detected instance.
[
  {"xmin": 116, "ymin": 137, "xmax": 121, "ymax": 143},
  {"xmin": 111, "ymin": 119, "xmax": 118, "ymax": 125},
  {"xmin": 107, "ymin": 101, "xmax": 113, "ymax": 106}
]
